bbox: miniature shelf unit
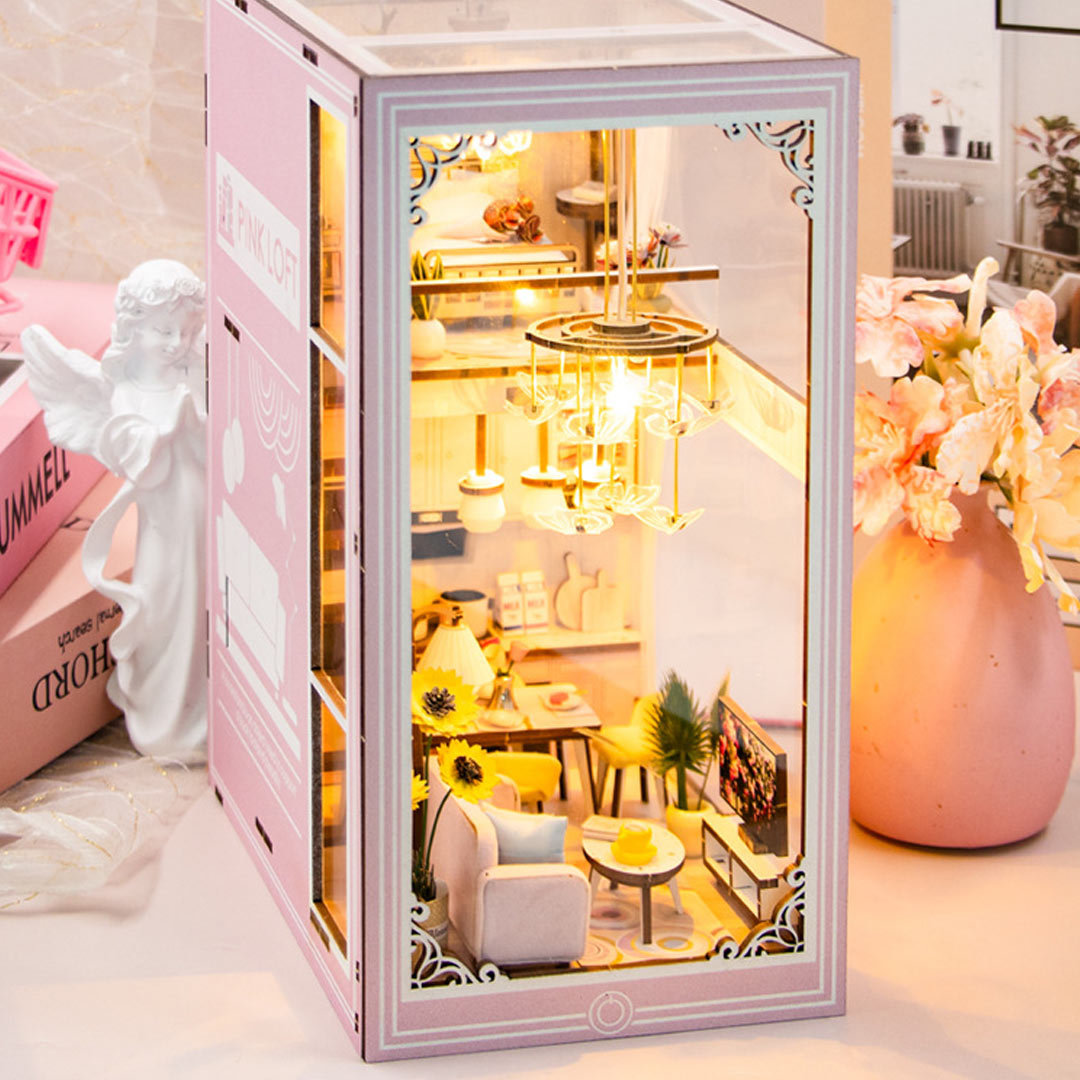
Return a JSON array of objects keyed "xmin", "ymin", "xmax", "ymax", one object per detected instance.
[{"xmin": 205, "ymin": 0, "xmax": 856, "ymax": 1062}]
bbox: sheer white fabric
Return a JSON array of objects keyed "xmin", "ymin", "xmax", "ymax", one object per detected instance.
[{"xmin": 0, "ymin": 721, "xmax": 204, "ymax": 909}]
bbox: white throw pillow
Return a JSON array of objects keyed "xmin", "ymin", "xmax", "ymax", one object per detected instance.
[{"xmin": 483, "ymin": 805, "xmax": 567, "ymax": 865}]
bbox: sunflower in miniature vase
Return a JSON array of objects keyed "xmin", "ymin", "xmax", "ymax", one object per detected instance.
[
  {"xmin": 411, "ymin": 771, "xmax": 429, "ymax": 811},
  {"xmin": 412, "ymin": 740, "xmax": 497, "ymax": 903},
  {"xmin": 411, "ymin": 668, "xmax": 479, "ymax": 737},
  {"xmin": 436, "ymin": 739, "xmax": 499, "ymax": 803},
  {"xmin": 411, "ymin": 670, "xmax": 482, "ymax": 901}
]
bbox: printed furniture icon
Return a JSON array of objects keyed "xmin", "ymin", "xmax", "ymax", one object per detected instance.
[
  {"xmin": 427, "ymin": 766, "xmax": 590, "ymax": 967},
  {"xmin": 216, "ymin": 502, "xmax": 288, "ymax": 690}
]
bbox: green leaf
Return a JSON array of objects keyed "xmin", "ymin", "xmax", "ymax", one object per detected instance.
[{"xmin": 645, "ymin": 670, "xmax": 707, "ymax": 810}]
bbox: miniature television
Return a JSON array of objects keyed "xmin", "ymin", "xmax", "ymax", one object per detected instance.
[
  {"xmin": 714, "ymin": 696, "xmax": 789, "ymax": 857},
  {"xmin": 205, "ymin": 0, "xmax": 856, "ymax": 1061}
]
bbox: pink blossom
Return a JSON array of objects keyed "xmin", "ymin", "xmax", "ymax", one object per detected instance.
[
  {"xmin": 649, "ymin": 223, "xmax": 684, "ymax": 247},
  {"xmin": 855, "ymin": 272, "xmax": 971, "ymax": 377},
  {"xmin": 854, "ymin": 376, "xmax": 965, "ymax": 541},
  {"xmin": 1013, "ymin": 290, "xmax": 1061, "ymax": 358},
  {"xmin": 1041, "ymin": 353, "xmax": 1080, "ymax": 439}
]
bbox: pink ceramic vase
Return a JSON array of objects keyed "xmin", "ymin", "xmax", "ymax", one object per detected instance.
[{"xmin": 851, "ymin": 489, "xmax": 1076, "ymax": 847}]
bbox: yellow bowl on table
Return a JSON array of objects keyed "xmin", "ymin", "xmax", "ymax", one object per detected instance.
[{"xmin": 610, "ymin": 822, "xmax": 657, "ymax": 866}]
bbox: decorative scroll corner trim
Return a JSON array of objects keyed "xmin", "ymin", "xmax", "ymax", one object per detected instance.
[
  {"xmin": 408, "ymin": 135, "xmax": 469, "ymax": 228},
  {"xmin": 718, "ymin": 119, "xmax": 815, "ymax": 220},
  {"xmin": 409, "ymin": 895, "xmax": 507, "ymax": 988},
  {"xmin": 707, "ymin": 854, "xmax": 806, "ymax": 961}
]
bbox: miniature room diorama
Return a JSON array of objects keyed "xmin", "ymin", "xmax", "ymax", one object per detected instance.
[{"xmin": 204, "ymin": 0, "xmax": 855, "ymax": 1061}]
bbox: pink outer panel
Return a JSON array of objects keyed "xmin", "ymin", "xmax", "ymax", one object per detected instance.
[{"xmin": 205, "ymin": 0, "xmax": 361, "ymax": 1047}]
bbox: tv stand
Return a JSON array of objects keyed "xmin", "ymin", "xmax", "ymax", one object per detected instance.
[{"xmin": 702, "ymin": 813, "xmax": 782, "ymax": 923}]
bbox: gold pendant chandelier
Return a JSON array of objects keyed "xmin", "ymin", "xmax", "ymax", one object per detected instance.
[{"xmin": 514, "ymin": 128, "xmax": 727, "ymax": 535}]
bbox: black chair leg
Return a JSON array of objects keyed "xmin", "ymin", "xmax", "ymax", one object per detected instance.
[
  {"xmin": 611, "ymin": 769, "xmax": 624, "ymax": 818},
  {"xmin": 554, "ymin": 740, "xmax": 567, "ymax": 800},
  {"xmin": 639, "ymin": 766, "xmax": 649, "ymax": 803}
]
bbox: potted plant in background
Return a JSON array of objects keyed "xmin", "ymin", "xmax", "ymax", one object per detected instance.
[
  {"xmin": 1017, "ymin": 114, "xmax": 1080, "ymax": 255},
  {"xmin": 894, "ymin": 113, "xmax": 928, "ymax": 156},
  {"xmin": 410, "ymin": 249, "xmax": 446, "ymax": 360},
  {"xmin": 646, "ymin": 670, "xmax": 712, "ymax": 854},
  {"xmin": 931, "ymin": 89, "xmax": 963, "ymax": 157}
]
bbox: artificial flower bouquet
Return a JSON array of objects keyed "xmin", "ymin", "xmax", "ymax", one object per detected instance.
[
  {"xmin": 854, "ymin": 256, "xmax": 1080, "ymax": 611},
  {"xmin": 410, "ymin": 669, "xmax": 497, "ymax": 901},
  {"xmin": 595, "ymin": 222, "xmax": 685, "ymax": 271}
]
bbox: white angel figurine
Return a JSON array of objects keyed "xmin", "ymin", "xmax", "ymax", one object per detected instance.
[{"xmin": 21, "ymin": 260, "xmax": 208, "ymax": 762}]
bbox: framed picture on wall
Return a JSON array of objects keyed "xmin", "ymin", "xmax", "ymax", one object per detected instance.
[{"xmin": 996, "ymin": 0, "xmax": 1080, "ymax": 34}]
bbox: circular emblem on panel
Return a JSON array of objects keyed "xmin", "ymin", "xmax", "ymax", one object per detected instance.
[{"xmin": 587, "ymin": 990, "xmax": 634, "ymax": 1036}]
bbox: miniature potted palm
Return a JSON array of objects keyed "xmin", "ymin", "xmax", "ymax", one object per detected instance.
[
  {"xmin": 646, "ymin": 670, "xmax": 710, "ymax": 854},
  {"xmin": 894, "ymin": 113, "xmax": 928, "ymax": 156},
  {"xmin": 410, "ymin": 249, "xmax": 446, "ymax": 361},
  {"xmin": 1017, "ymin": 115, "xmax": 1080, "ymax": 254}
]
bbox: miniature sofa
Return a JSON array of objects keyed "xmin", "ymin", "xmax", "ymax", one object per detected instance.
[{"xmin": 427, "ymin": 767, "xmax": 590, "ymax": 968}]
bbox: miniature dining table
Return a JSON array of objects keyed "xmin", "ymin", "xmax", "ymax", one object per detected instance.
[{"xmin": 428, "ymin": 683, "xmax": 601, "ymax": 809}]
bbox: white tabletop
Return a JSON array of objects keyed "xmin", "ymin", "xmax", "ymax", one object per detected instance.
[
  {"xmin": 473, "ymin": 682, "xmax": 600, "ymax": 733},
  {"xmin": 582, "ymin": 819, "xmax": 684, "ymax": 880},
  {"xmin": 1, "ymin": 734, "xmax": 1077, "ymax": 1078}
]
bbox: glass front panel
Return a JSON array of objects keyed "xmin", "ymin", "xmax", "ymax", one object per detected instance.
[
  {"xmin": 314, "ymin": 104, "xmax": 346, "ymax": 352},
  {"xmin": 407, "ymin": 122, "xmax": 809, "ymax": 984},
  {"xmin": 316, "ymin": 695, "xmax": 348, "ymax": 949},
  {"xmin": 314, "ymin": 350, "xmax": 347, "ymax": 698}
]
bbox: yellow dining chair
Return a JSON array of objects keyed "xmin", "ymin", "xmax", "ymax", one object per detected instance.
[
  {"xmin": 580, "ymin": 694, "xmax": 664, "ymax": 817},
  {"xmin": 489, "ymin": 751, "xmax": 562, "ymax": 813}
]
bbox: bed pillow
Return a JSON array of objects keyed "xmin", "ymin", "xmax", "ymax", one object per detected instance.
[{"xmin": 483, "ymin": 805, "xmax": 567, "ymax": 865}]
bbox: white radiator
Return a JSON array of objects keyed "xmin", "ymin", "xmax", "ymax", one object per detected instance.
[{"xmin": 893, "ymin": 179, "xmax": 969, "ymax": 276}]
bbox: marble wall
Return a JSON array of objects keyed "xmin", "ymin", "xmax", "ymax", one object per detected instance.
[{"xmin": 1, "ymin": 1, "xmax": 205, "ymax": 283}]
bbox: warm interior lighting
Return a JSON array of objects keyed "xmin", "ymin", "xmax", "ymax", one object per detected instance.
[
  {"xmin": 458, "ymin": 414, "xmax": 506, "ymax": 534},
  {"xmin": 520, "ymin": 421, "xmax": 567, "ymax": 528},
  {"xmin": 424, "ymin": 130, "xmax": 534, "ymax": 163},
  {"xmin": 521, "ymin": 129, "xmax": 719, "ymax": 536},
  {"xmin": 418, "ymin": 609, "xmax": 495, "ymax": 688}
]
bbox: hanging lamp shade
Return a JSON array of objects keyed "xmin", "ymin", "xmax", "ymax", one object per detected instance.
[{"xmin": 458, "ymin": 414, "xmax": 506, "ymax": 534}]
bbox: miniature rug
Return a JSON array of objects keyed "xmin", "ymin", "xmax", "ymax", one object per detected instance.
[{"xmin": 578, "ymin": 886, "xmax": 725, "ymax": 968}]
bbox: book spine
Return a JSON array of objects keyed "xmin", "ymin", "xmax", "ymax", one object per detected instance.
[
  {"xmin": 0, "ymin": 590, "xmax": 123, "ymax": 794},
  {"xmin": 0, "ymin": 390, "xmax": 105, "ymax": 596}
]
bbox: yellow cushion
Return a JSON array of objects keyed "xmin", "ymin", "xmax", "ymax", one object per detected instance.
[
  {"xmin": 490, "ymin": 751, "xmax": 562, "ymax": 804},
  {"xmin": 592, "ymin": 725, "xmax": 652, "ymax": 769}
]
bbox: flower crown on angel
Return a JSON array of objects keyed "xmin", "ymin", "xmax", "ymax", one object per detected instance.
[{"xmin": 100, "ymin": 259, "xmax": 206, "ymax": 383}]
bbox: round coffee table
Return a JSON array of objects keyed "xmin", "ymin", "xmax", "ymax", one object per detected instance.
[{"xmin": 582, "ymin": 820, "xmax": 685, "ymax": 946}]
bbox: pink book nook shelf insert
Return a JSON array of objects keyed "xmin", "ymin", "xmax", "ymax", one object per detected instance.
[{"xmin": 205, "ymin": 0, "xmax": 856, "ymax": 1061}]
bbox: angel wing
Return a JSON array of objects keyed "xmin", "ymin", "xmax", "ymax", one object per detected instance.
[{"xmin": 20, "ymin": 324, "xmax": 113, "ymax": 458}]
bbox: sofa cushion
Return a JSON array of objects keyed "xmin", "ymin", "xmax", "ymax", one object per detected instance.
[{"xmin": 483, "ymin": 805, "xmax": 567, "ymax": 865}]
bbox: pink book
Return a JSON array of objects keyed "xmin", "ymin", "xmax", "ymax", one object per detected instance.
[
  {"xmin": 0, "ymin": 473, "xmax": 136, "ymax": 793},
  {"xmin": 0, "ymin": 278, "xmax": 117, "ymax": 596}
]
